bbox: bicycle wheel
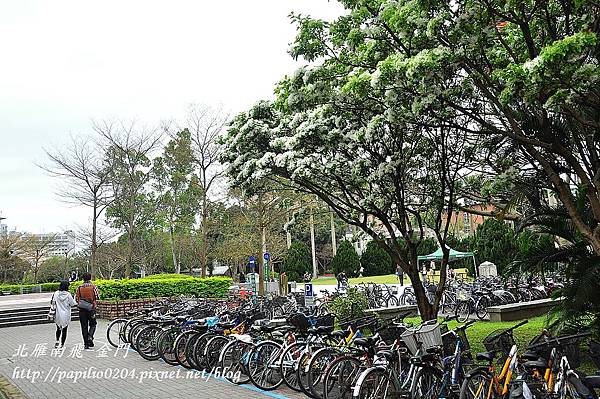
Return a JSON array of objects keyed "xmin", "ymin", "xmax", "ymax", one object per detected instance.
[
  {"xmin": 386, "ymin": 296, "xmax": 399, "ymax": 307},
  {"xmin": 106, "ymin": 318, "xmax": 128, "ymax": 348},
  {"xmin": 174, "ymin": 330, "xmax": 195, "ymax": 368},
  {"xmin": 459, "ymin": 370, "xmax": 496, "ymax": 399},
  {"xmin": 411, "ymin": 367, "xmax": 443, "ymax": 399},
  {"xmin": 308, "ymin": 347, "xmax": 340, "ymax": 399},
  {"xmin": 157, "ymin": 328, "xmax": 179, "ymax": 365},
  {"xmin": 323, "ymin": 355, "xmax": 361, "ymax": 399},
  {"xmin": 128, "ymin": 321, "xmax": 147, "ymax": 351},
  {"xmin": 203, "ymin": 335, "xmax": 230, "ymax": 373},
  {"xmin": 474, "ymin": 297, "xmax": 490, "ymax": 320},
  {"xmin": 248, "ymin": 341, "xmax": 284, "ymax": 390},
  {"xmin": 280, "ymin": 342, "xmax": 306, "ymax": 391},
  {"xmin": 455, "ymin": 300, "xmax": 471, "ymax": 323},
  {"xmin": 192, "ymin": 332, "xmax": 216, "ymax": 371},
  {"xmin": 135, "ymin": 325, "xmax": 162, "ymax": 361},
  {"xmin": 184, "ymin": 331, "xmax": 202, "ymax": 370},
  {"xmin": 298, "ymin": 351, "xmax": 317, "ymax": 398},
  {"xmin": 354, "ymin": 367, "xmax": 400, "ymax": 399},
  {"xmin": 220, "ymin": 339, "xmax": 253, "ymax": 384}
]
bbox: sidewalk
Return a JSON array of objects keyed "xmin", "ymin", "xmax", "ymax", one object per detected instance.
[
  {"xmin": 0, "ymin": 320, "xmax": 300, "ymax": 399},
  {"xmin": 0, "ymin": 294, "xmax": 53, "ymax": 311}
]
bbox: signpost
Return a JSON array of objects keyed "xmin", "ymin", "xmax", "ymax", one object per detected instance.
[
  {"xmin": 305, "ymin": 282, "xmax": 315, "ymax": 308},
  {"xmin": 249, "ymin": 255, "xmax": 257, "ymax": 303},
  {"xmin": 263, "ymin": 252, "xmax": 270, "ymax": 284}
]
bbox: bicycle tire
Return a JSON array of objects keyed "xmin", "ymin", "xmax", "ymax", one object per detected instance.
[
  {"xmin": 106, "ymin": 318, "xmax": 128, "ymax": 348},
  {"xmin": 280, "ymin": 341, "xmax": 306, "ymax": 391},
  {"xmin": 323, "ymin": 355, "xmax": 362, "ymax": 399},
  {"xmin": 459, "ymin": 369, "xmax": 496, "ymax": 399},
  {"xmin": 203, "ymin": 335, "xmax": 230, "ymax": 373},
  {"xmin": 308, "ymin": 347, "xmax": 340, "ymax": 399},
  {"xmin": 411, "ymin": 366, "xmax": 443, "ymax": 399},
  {"xmin": 353, "ymin": 366, "xmax": 398, "ymax": 399},
  {"xmin": 474, "ymin": 297, "xmax": 489, "ymax": 320},
  {"xmin": 219, "ymin": 338, "xmax": 253, "ymax": 384},
  {"xmin": 135, "ymin": 325, "xmax": 162, "ymax": 361},
  {"xmin": 248, "ymin": 340, "xmax": 284, "ymax": 391}
]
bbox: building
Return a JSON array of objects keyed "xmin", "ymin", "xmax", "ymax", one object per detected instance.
[{"xmin": 19, "ymin": 230, "xmax": 77, "ymax": 259}]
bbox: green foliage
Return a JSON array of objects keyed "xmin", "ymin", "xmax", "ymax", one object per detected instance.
[
  {"xmin": 361, "ymin": 241, "xmax": 393, "ymax": 276},
  {"xmin": 69, "ymin": 276, "xmax": 231, "ymax": 300},
  {"xmin": 326, "ymin": 287, "xmax": 368, "ymax": 320},
  {"xmin": 282, "ymin": 242, "xmax": 312, "ymax": 282},
  {"xmin": 142, "ymin": 273, "xmax": 193, "ymax": 280},
  {"xmin": 0, "ymin": 282, "xmax": 60, "ymax": 294},
  {"xmin": 330, "ymin": 241, "xmax": 361, "ymax": 277},
  {"xmin": 471, "ymin": 219, "xmax": 516, "ymax": 274}
]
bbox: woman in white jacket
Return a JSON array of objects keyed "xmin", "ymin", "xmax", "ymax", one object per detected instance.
[{"xmin": 51, "ymin": 280, "xmax": 77, "ymax": 348}]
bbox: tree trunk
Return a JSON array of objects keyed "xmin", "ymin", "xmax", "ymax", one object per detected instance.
[
  {"xmin": 310, "ymin": 206, "xmax": 317, "ymax": 278},
  {"xmin": 91, "ymin": 201, "xmax": 98, "ymax": 279},
  {"xmin": 286, "ymin": 212, "xmax": 292, "ymax": 249},
  {"xmin": 126, "ymin": 225, "xmax": 133, "ymax": 278},
  {"xmin": 259, "ymin": 224, "xmax": 267, "ymax": 296},
  {"xmin": 169, "ymin": 225, "xmax": 179, "ymax": 274},
  {"xmin": 330, "ymin": 209, "xmax": 337, "ymax": 256},
  {"xmin": 200, "ymin": 169, "xmax": 209, "ymax": 277}
]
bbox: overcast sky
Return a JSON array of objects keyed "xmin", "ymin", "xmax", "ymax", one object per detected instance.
[{"xmin": 0, "ymin": 0, "xmax": 343, "ymax": 233}]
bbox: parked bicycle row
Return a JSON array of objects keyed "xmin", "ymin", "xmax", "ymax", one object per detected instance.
[
  {"xmin": 105, "ymin": 296, "xmax": 600, "ymax": 399},
  {"xmin": 397, "ymin": 276, "xmax": 564, "ymax": 322}
]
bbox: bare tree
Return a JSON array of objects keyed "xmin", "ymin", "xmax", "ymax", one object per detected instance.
[
  {"xmin": 185, "ymin": 105, "xmax": 229, "ymax": 277},
  {"xmin": 21, "ymin": 233, "xmax": 58, "ymax": 282},
  {"xmin": 0, "ymin": 232, "xmax": 28, "ymax": 283},
  {"xmin": 95, "ymin": 120, "xmax": 162, "ymax": 277},
  {"xmin": 40, "ymin": 136, "xmax": 112, "ymax": 278}
]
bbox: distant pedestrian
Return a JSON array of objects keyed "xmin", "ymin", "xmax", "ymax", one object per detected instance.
[
  {"xmin": 50, "ymin": 280, "xmax": 77, "ymax": 348},
  {"xmin": 239, "ymin": 271, "xmax": 246, "ymax": 283},
  {"xmin": 396, "ymin": 265, "xmax": 404, "ymax": 286},
  {"xmin": 75, "ymin": 273, "xmax": 99, "ymax": 350}
]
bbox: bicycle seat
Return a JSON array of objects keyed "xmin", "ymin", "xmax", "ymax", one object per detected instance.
[
  {"xmin": 523, "ymin": 359, "xmax": 548, "ymax": 370},
  {"xmin": 377, "ymin": 350, "xmax": 398, "ymax": 361},
  {"xmin": 476, "ymin": 351, "xmax": 497, "ymax": 362},
  {"xmin": 354, "ymin": 336, "xmax": 379, "ymax": 348},
  {"xmin": 521, "ymin": 350, "xmax": 541, "ymax": 361},
  {"xmin": 330, "ymin": 330, "xmax": 347, "ymax": 338},
  {"xmin": 175, "ymin": 315, "xmax": 189, "ymax": 323},
  {"xmin": 584, "ymin": 375, "xmax": 600, "ymax": 389},
  {"xmin": 218, "ymin": 321, "xmax": 236, "ymax": 329}
]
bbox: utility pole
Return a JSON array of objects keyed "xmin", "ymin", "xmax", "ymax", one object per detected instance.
[{"xmin": 309, "ymin": 205, "xmax": 317, "ymax": 279}]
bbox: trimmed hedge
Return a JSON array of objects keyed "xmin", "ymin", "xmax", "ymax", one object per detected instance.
[
  {"xmin": 0, "ymin": 282, "xmax": 60, "ymax": 294},
  {"xmin": 69, "ymin": 276, "xmax": 231, "ymax": 300},
  {"xmin": 142, "ymin": 273, "xmax": 194, "ymax": 280}
]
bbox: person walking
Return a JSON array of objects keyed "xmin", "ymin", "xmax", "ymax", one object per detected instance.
[
  {"xmin": 396, "ymin": 265, "xmax": 404, "ymax": 286},
  {"xmin": 75, "ymin": 273, "xmax": 99, "ymax": 349},
  {"xmin": 50, "ymin": 280, "xmax": 77, "ymax": 348}
]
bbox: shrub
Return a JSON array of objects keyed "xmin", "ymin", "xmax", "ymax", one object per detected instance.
[
  {"xmin": 142, "ymin": 273, "xmax": 193, "ymax": 280},
  {"xmin": 330, "ymin": 240, "xmax": 360, "ymax": 277},
  {"xmin": 282, "ymin": 242, "xmax": 312, "ymax": 282},
  {"xmin": 361, "ymin": 241, "xmax": 393, "ymax": 276},
  {"xmin": 0, "ymin": 282, "xmax": 60, "ymax": 294},
  {"xmin": 69, "ymin": 276, "xmax": 231, "ymax": 300},
  {"xmin": 326, "ymin": 287, "xmax": 368, "ymax": 320}
]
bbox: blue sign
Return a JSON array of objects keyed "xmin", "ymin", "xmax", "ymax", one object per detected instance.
[
  {"xmin": 249, "ymin": 255, "xmax": 255, "ymax": 264},
  {"xmin": 263, "ymin": 252, "xmax": 270, "ymax": 261},
  {"xmin": 305, "ymin": 283, "xmax": 313, "ymax": 297}
]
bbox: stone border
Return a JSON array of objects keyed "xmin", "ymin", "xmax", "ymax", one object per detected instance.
[{"xmin": 0, "ymin": 374, "xmax": 28, "ymax": 399}]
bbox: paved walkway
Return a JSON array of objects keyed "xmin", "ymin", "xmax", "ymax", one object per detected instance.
[
  {"xmin": 0, "ymin": 294, "xmax": 53, "ymax": 311},
  {"xmin": 0, "ymin": 321, "xmax": 301, "ymax": 399}
]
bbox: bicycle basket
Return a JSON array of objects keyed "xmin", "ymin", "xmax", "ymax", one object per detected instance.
[
  {"xmin": 456, "ymin": 290, "xmax": 469, "ymax": 301},
  {"xmin": 288, "ymin": 313, "xmax": 310, "ymax": 330},
  {"xmin": 314, "ymin": 313, "xmax": 335, "ymax": 328},
  {"xmin": 379, "ymin": 324, "xmax": 406, "ymax": 344},
  {"xmin": 400, "ymin": 326, "xmax": 419, "ymax": 355},
  {"xmin": 416, "ymin": 322, "xmax": 443, "ymax": 352},
  {"xmin": 483, "ymin": 329, "xmax": 516, "ymax": 354}
]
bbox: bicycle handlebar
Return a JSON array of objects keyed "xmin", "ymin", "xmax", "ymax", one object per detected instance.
[{"xmin": 527, "ymin": 331, "xmax": 592, "ymax": 350}]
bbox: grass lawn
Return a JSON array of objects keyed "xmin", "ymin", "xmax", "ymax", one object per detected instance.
[
  {"xmin": 311, "ymin": 274, "xmax": 402, "ymax": 285},
  {"xmin": 310, "ymin": 269, "xmax": 471, "ymax": 286},
  {"xmin": 405, "ymin": 315, "xmax": 551, "ymax": 357}
]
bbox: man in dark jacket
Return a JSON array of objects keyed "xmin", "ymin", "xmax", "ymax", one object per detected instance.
[{"xmin": 75, "ymin": 273, "xmax": 99, "ymax": 350}]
